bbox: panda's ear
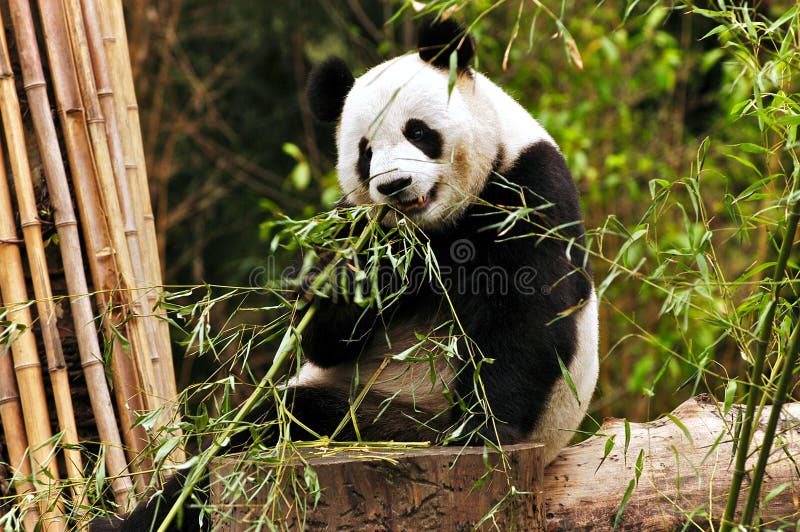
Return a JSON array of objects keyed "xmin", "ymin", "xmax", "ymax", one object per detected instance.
[
  {"xmin": 306, "ymin": 57, "xmax": 355, "ymax": 123},
  {"xmin": 418, "ymin": 18, "xmax": 475, "ymax": 71}
]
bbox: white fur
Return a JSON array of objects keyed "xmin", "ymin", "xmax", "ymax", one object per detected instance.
[{"xmin": 530, "ymin": 289, "xmax": 599, "ymax": 464}]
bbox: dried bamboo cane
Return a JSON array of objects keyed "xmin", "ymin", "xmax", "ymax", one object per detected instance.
[
  {"xmin": 78, "ymin": 0, "xmax": 168, "ymax": 405},
  {"xmin": 58, "ymin": 0, "xmax": 163, "ymax": 418},
  {"xmin": 98, "ymin": 1, "xmax": 185, "ymax": 463},
  {"xmin": 0, "ymin": 122, "xmax": 66, "ymax": 532},
  {"xmin": 0, "ymin": 7, "xmax": 85, "ymax": 507},
  {"xmin": 35, "ymin": 0, "xmax": 152, "ymax": 480},
  {"xmin": 6, "ymin": 0, "xmax": 135, "ymax": 509},
  {"xmin": 106, "ymin": 0, "xmax": 179, "ymax": 405},
  {"xmin": 0, "ymin": 297, "xmax": 41, "ymax": 531}
]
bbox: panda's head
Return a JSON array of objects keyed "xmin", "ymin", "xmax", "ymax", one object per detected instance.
[{"xmin": 307, "ymin": 20, "xmax": 500, "ymax": 229}]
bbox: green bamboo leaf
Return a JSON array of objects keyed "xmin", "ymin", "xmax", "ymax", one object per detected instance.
[
  {"xmin": 557, "ymin": 354, "xmax": 580, "ymax": 405},
  {"xmin": 723, "ymin": 380, "xmax": 737, "ymax": 415},
  {"xmin": 596, "ymin": 434, "xmax": 616, "ymax": 473},
  {"xmin": 447, "ymin": 50, "xmax": 457, "ymax": 101},
  {"xmin": 666, "ymin": 413, "xmax": 693, "ymax": 444}
]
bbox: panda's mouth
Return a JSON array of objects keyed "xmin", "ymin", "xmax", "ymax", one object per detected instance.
[{"xmin": 393, "ymin": 186, "xmax": 437, "ymax": 213}]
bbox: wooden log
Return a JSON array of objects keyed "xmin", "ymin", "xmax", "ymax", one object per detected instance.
[
  {"xmin": 211, "ymin": 443, "xmax": 545, "ymax": 531},
  {"xmin": 544, "ymin": 394, "xmax": 800, "ymax": 530}
]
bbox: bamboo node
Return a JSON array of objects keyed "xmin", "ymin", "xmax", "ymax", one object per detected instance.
[
  {"xmin": 12, "ymin": 361, "xmax": 44, "ymax": 372},
  {"xmin": 96, "ymin": 247, "xmax": 116, "ymax": 258},
  {"xmin": 80, "ymin": 358, "xmax": 104, "ymax": 369},
  {"xmin": 97, "ymin": 89, "xmax": 113, "ymax": 98},
  {"xmin": 0, "ymin": 395, "xmax": 21, "ymax": 406},
  {"xmin": 22, "ymin": 80, "xmax": 47, "ymax": 91},
  {"xmin": 47, "ymin": 362, "xmax": 68, "ymax": 373},
  {"xmin": 19, "ymin": 219, "xmax": 43, "ymax": 229},
  {"xmin": 86, "ymin": 117, "xmax": 106, "ymax": 125},
  {"xmin": 54, "ymin": 219, "xmax": 79, "ymax": 229},
  {"xmin": 0, "ymin": 237, "xmax": 24, "ymax": 244}
]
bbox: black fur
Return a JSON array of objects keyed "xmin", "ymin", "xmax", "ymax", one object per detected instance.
[
  {"xmin": 356, "ymin": 137, "xmax": 372, "ymax": 183},
  {"xmin": 418, "ymin": 18, "xmax": 475, "ymax": 70},
  {"xmin": 306, "ymin": 57, "xmax": 354, "ymax": 122},
  {"xmin": 403, "ymin": 118, "xmax": 443, "ymax": 159},
  {"xmin": 90, "ymin": 475, "xmax": 202, "ymax": 532}
]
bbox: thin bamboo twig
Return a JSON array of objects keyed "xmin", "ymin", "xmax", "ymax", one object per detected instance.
[
  {"xmin": 107, "ymin": 0, "xmax": 180, "ymax": 406},
  {"xmin": 60, "ymin": 0, "xmax": 163, "ymax": 417},
  {"xmin": 6, "ymin": 0, "xmax": 135, "ymax": 509},
  {"xmin": 720, "ymin": 182, "xmax": 800, "ymax": 530},
  {"xmin": 36, "ymin": 0, "xmax": 152, "ymax": 482},
  {"xmin": 0, "ymin": 7, "xmax": 85, "ymax": 507},
  {"xmin": 0, "ymin": 296, "xmax": 41, "ymax": 531},
  {"xmin": 0, "ymin": 118, "xmax": 66, "ymax": 532}
]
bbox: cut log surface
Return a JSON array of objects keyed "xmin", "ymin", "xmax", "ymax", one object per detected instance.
[
  {"xmin": 544, "ymin": 394, "xmax": 800, "ymax": 530},
  {"xmin": 211, "ymin": 443, "xmax": 544, "ymax": 531}
]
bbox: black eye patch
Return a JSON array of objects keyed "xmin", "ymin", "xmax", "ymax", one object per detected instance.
[
  {"xmin": 357, "ymin": 137, "xmax": 373, "ymax": 183},
  {"xmin": 403, "ymin": 119, "xmax": 442, "ymax": 159}
]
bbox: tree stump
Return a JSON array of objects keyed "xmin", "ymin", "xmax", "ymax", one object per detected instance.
[{"xmin": 210, "ymin": 443, "xmax": 545, "ymax": 531}]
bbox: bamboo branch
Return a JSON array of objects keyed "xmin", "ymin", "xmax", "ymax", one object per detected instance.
[
  {"xmin": 721, "ymin": 176, "xmax": 800, "ymax": 530},
  {"xmin": 6, "ymin": 0, "xmax": 135, "ymax": 509}
]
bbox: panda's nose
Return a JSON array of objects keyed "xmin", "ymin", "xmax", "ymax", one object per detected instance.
[{"xmin": 376, "ymin": 177, "xmax": 412, "ymax": 197}]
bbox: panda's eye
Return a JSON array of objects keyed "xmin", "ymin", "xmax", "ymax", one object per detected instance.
[{"xmin": 403, "ymin": 119, "xmax": 443, "ymax": 159}]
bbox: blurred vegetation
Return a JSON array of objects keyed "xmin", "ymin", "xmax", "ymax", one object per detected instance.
[{"xmin": 126, "ymin": 0, "xmax": 799, "ymax": 433}]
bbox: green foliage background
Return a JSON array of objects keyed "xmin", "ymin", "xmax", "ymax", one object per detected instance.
[{"xmin": 128, "ymin": 0, "xmax": 799, "ymax": 432}]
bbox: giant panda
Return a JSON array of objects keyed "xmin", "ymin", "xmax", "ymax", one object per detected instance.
[
  {"xmin": 295, "ymin": 18, "xmax": 598, "ymax": 460},
  {"xmin": 93, "ymin": 18, "xmax": 598, "ymax": 531}
]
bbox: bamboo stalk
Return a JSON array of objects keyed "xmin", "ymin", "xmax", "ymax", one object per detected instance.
[
  {"xmin": 99, "ymin": 0, "xmax": 185, "ymax": 464},
  {"xmin": 106, "ymin": 0, "xmax": 178, "ymax": 403},
  {"xmin": 35, "ymin": 0, "xmax": 152, "ymax": 480},
  {"xmin": 59, "ymin": 0, "xmax": 163, "ymax": 417},
  {"xmin": 79, "ymin": 0, "xmax": 168, "ymax": 406},
  {"xmin": 6, "ymin": 0, "xmax": 135, "ymax": 509},
  {"xmin": 720, "ymin": 184, "xmax": 800, "ymax": 531},
  {"xmin": 0, "ymin": 296, "xmax": 41, "ymax": 531},
  {"xmin": 0, "ymin": 7, "xmax": 85, "ymax": 508},
  {"xmin": 0, "ymin": 114, "xmax": 66, "ymax": 532}
]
